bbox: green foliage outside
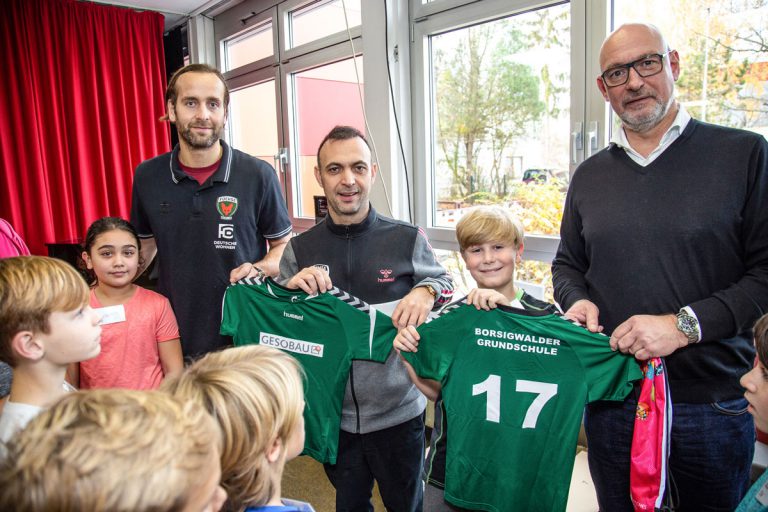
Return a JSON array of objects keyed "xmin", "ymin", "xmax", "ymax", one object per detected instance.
[
  {"xmin": 432, "ymin": 11, "xmax": 568, "ymax": 303},
  {"xmin": 618, "ymin": 0, "xmax": 768, "ymax": 129},
  {"xmin": 434, "ymin": 1, "xmax": 768, "ymax": 305},
  {"xmin": 434, "ymin": 20, "xmax": 546, "ymax": 200}
]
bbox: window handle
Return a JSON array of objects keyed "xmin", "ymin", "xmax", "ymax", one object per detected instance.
[
  {"xmin": 274, "ymin": 147, "xmax": 288, "ymax": 175},
  {"xmin": 586, "ymin": 122, "xmax": 600, "ymax": 159},
  {"xmin": 571, "ymin": 122, "xmax": 583, "ymax": 164}
]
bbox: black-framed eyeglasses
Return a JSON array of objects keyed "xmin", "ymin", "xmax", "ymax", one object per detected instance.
[{"xmin": 600, "ymin": 51, "xmax": 671, "ymax": 87}]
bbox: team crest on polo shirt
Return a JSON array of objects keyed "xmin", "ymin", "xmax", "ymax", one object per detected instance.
[{"xmin": 217, "ymin": 196, "xmax": 238, "ymax": 219}]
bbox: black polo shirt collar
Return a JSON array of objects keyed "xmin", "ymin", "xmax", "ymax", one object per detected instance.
[
  {"xmin": 325, "ymin": 205, "xmax": 377, "ymax": 237},
  {"xmin": 169, "ymin": 139, "xmax": 233, "ymax": 186}
]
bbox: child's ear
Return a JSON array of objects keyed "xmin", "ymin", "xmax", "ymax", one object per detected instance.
[
  {"xmin": 11, "ymin": 331, "xmax": 45, "ymax": 362},
  {"xmin": 82, "ymin": 251, "xmax": 94, "ymax": 270},
  {"xmin": 267, "ymin": 436, "xmax": 283, "ymax": 464},
  {"xmin": 516, "ymin": 243, "xmax": 525, "ymax": 264}
]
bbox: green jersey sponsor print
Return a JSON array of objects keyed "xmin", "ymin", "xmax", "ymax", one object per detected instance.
[
  {"xmin": 220, "ymin": 277, "xmax": 394, "ymax": 464},
  {"xmin": 403, "ymin": 303, "xmax": 642, "ymax": 512}
]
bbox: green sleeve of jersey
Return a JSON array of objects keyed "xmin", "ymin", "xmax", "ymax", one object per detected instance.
[
  {"xmin": 220, "ymin": 286, "xmax": 240, "ymax": 337},
  {"xmin": 560, "ymin": 319, "xmax": 643, "ymax": 402},
  {"xmin": 369, "ymin": 309, "xmax": 398, "ymax": 362},
  {"xmin": 402, "ymin": 309, "xmax": 464, "ymax": 382},
  {"xmin": 338, "ymin": 303, "xmax": 394, "ymax": 363}
]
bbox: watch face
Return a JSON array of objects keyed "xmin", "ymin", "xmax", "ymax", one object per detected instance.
[{"xmin": 677, "ymin": 312, "xmax": 699, "ymax": 341}]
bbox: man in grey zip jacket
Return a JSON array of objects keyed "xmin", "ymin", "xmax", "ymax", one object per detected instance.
[{"xmin": 279, "ymin": 126, "xmax": 452, "ymax": 512}]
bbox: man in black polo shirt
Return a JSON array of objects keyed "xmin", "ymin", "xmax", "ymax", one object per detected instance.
[{"xmin": 131, "ymin": 64, "xmax": 291, "ymax": 358}]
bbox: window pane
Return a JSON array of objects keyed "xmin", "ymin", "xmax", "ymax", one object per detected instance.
[
  {"xmin": 224, "ymin": 22, "xmax": 273, "ymax": 71},
  {"xmin": 289, "ymin": 0, "xmax": 362, "ymax": 48},
  {"xmin": 435, "ymin": 249, "xmax": 554, "ymax": 302},
  {"xmin": 430, "ymin": 4, "xmax": 571, "ymax": 236},
  {"xmin": 229, "ymin": 81, "xmax": 280, "ymax": 174},
  {"xmin": 290, "ymin": 56, "xmax": 365, "ymax": 218},
  {"xmin": 613, "ymin": 1, "xmax": 768, "ymax": 137}
]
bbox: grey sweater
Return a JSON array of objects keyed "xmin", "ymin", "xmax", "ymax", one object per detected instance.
[{"xmin": 279, "ymin": 207, "xmax": 453, "ymax": 433}]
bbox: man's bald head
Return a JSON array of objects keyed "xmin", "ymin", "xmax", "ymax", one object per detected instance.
[
  {"xmin": 600, "ymin": 23, "xmax": 668, "ymax": 71},
  {"xmin": 597, "ymin": 23, "xmax": 680, "ymax": 134}
]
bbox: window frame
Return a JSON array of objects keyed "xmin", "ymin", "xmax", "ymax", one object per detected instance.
[
  {"xmin": 211, "ymin": 0, "xmax": 612, "ymax": 252},
  {"xmin": 218, "ymin": 6, "xmax": 279, "ymax": 79},
  {"xmin": 214, "ymin": 0, "xmax": 366, "ymax": 230},
  {"xmin": 410, "ymin": 0, "xmax": 599, "ymax": 260},
  {"xmin": 279, "ymin": 0, "xmax": 363, "ymax": 58},
  {"xmin": 279, "ymin": 40, "xmax": 365, "ymax": 232}
]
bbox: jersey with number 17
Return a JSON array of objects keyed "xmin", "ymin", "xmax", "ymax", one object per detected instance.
[{"xmin": 402, "ymin": 302, "xmax": 642, "ymax": 512}]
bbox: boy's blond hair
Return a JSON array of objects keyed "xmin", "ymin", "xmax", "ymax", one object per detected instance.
[
  {"xmin": 161, "ymin": 345, "xmax": 305, "ymax": 510},
  {"xmin": 0, "ymin": 256, "xmax": 88, "ymax": 366},
  {"xmin": 0, "ymin": 389, "xmax": 220, "ymax": 512},
  {"xmin": 456, "ymin": 206, "xmax": 525, "ymax": 251}
]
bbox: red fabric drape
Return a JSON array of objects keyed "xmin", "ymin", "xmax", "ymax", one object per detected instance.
[{"xmin": 0, "ymin": 0, "xmax": 170, "ymax": 255}]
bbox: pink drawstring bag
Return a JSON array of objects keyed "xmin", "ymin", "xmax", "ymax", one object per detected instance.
[
  {"xmin": 630, "ymin": 357, "xmax": 672, "ymax": 511},
  {"xmin": 0, "ymin": 218, "xmax": 30, "ymax": 258}
]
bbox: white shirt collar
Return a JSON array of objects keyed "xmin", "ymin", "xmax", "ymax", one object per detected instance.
[{"xmin": 611, "ymin": 104, "xmax": 692, "ymax": 166}]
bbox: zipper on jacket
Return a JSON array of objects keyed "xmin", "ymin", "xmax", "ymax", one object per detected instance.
[
  {"xmin": 345, "ymin": 226, "xmax": 362, "ymax": 433},
  {"xmin": 349, "ymin": 363, "xmax": 361, "ymax": 433}
]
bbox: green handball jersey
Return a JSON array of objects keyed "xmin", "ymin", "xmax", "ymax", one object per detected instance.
[
  {"xmin": 403, "ymin": 302, "xmax": 642, "ymax": 512},
  {"xmin": 221, "ymin": 277, "xmax": 394, "ymax": 464}
]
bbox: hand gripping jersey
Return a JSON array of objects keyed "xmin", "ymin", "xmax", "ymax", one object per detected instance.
[
  {"xmin": 220, "ymin": 277, "xmax": 394, "ymax": 464},
  {"xmin": 402, "ymin": 302, "xmax": 643, "ymax": 512}
]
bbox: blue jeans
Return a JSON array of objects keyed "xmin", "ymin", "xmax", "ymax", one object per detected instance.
[
  {"xmin": 324, "ymin": 414, "xmax": 425, "ymax": 512},
  {"xmin": 585, "ymin": 395, "xmax": 755, "ymax": 512}
]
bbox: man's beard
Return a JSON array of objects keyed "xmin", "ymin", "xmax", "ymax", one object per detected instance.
[
  {"xmin": 619, "ymin": 91, "xmax": 671, "ymax": 133},
  {"xmin": 178, "ymin": 123, "xmax": 221, "ymax": 149}
]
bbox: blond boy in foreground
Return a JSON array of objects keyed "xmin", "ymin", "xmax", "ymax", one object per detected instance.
[
  {"xmin": 0, "ymin": 388, "xmax": 226, "ymax": 511},
  {"xmin": 162, "ymin": 345, "xmax": 314, "ymax": 512},
  {"xmin": 0, "ymin": 256, "xmax": 101, "ymax": 441}
]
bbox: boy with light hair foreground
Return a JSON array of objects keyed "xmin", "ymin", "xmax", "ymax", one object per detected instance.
[
  {"xmin": 0, "ymin": 389, "xmax": 226, "ymax": 512},
  {"xmin": 162, "ymin": 345, "xmax": 314, "ymax": 511},
  {"xmin": 0, "ymin": 256, "xmax": 101, "ymax": 441}
]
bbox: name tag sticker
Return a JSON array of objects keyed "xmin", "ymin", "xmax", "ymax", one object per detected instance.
[
  {"xmin": 756, "ymin": 478, "xmax": 768, "ymax": 506},
  {"xmin": 96, "ymin": 305, "xmax": 126, "ymax": 325}
]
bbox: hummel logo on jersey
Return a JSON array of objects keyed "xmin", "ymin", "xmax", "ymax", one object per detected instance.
[
  {"xmin": 378, "ymin": 268, "xmax": 395, "ymax": 283},
  {"xmin": 260, "ymin": 331, "xmax": 324, "ymax": 358},
  {"xmin": 283, "ymin": 311, "xmax": 304, "ymax": 321}
]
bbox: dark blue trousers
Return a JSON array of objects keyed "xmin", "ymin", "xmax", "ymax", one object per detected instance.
[
  {"xmin": 585, "ymin": 395, "xmax": 754, "ymax": 512},
  {"xmin": 324, "ymin": 414, "xmax": 425, "ymax": 512}
]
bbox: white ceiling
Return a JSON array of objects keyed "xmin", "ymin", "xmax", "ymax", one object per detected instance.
[{"xmin": 100, "ymin": 0, "xmax": 239, "ymax": 31}]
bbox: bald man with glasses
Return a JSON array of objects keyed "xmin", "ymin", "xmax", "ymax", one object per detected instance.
[{"xmin": 553, "ymin": 23, "xmax": 768, "ymax": 511}]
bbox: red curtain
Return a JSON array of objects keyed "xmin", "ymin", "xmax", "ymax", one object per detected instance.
[{"xmin": 0, "ymin": 0, "xmax": 170, "ymax": 255}]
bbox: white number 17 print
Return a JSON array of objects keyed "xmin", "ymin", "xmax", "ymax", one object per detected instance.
[{"xmin": 472, "ymin": 375, "xmax": 558, "ymax": 428}]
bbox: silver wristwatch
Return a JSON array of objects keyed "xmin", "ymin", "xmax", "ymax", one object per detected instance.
[{"xmin": 676, "ymin": 308, "xmax": 700, "ymax": 344}]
